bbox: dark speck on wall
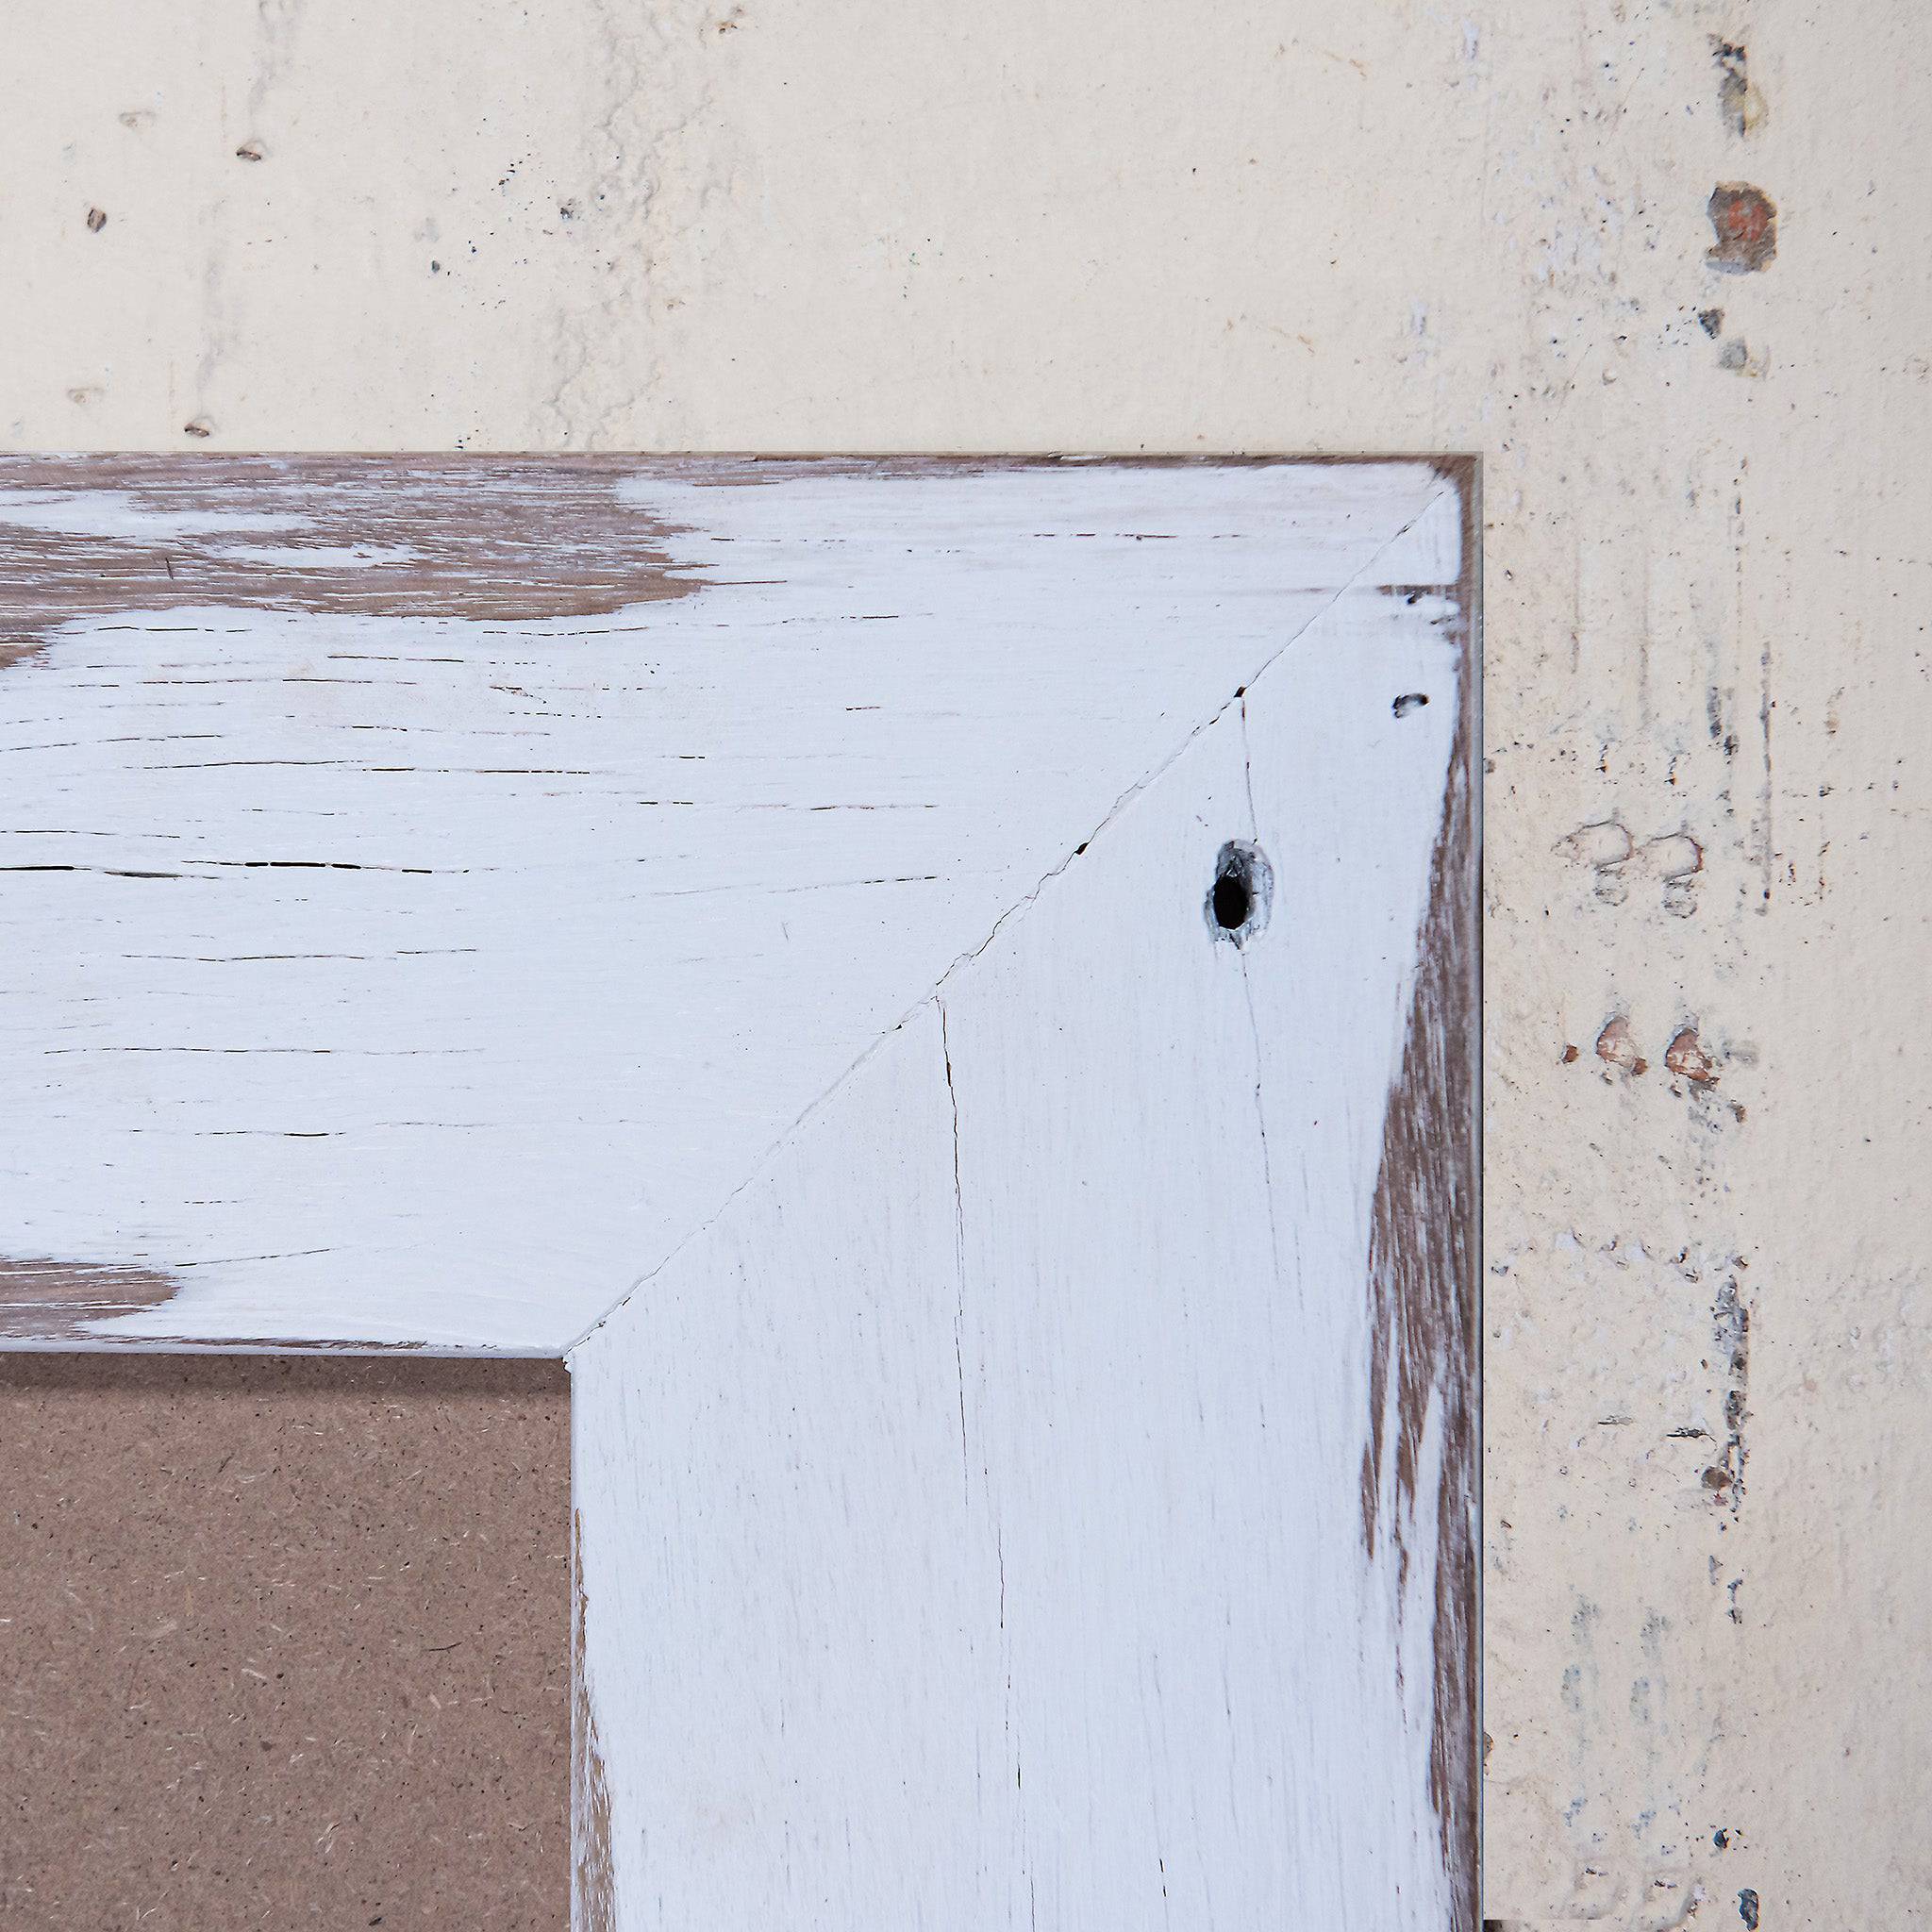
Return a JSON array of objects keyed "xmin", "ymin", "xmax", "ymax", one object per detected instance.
[
  {"xmin": 85, "ymin": 207, "xmax": 107, "ymax": 232},
  {"xmin": 1739, "ymin": 1887, "xmax": 1760, "ymax": 1928},
  {"xmin": 1698, "ymin": 308, "xmax": 1724, "ymax": 337},
  {"xmin": 1715, "ymin": 42, "xmax": 1749, "ymax": 134}
]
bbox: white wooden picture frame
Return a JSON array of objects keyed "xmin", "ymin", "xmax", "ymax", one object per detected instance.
[{"xmin": 0, "ymin": 455, "xmax": 1479, "ymax": 1928}]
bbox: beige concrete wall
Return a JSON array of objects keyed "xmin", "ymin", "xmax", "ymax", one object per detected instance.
[{"xmin": 8, "ymin": 1, "xmax": 1925, "ymax": 1922}]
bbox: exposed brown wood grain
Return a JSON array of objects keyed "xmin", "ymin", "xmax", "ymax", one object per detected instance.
[
  {"xmin": 1361, "ymin": 455, "xmax": 1480, "ymax": 1930},
  {"xmin": 0, "ymin": 455, "xmax": 1480, "ymax": 1916},
  {"xmin": 0, "ymin": 1257, "xmax": 181, "ymax": 1339},
  {"xmin": 0, "ymin": 450, "xmax": 1481, "ymax": 669},
  {"xmin": 0, "ymin": 1260, "xmax": 440, "ymax": 1352},
  {"xmin": 0, "ymin": 454, "xmax": 704, "ymax": 669},
  {"xmin": 570, "ymin": 1513, "xmax": 616, "ymax": 1932}
]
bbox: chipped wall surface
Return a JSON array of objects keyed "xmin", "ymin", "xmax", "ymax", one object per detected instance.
[{"xmin": 5, "ymin": 1, "xmax": 1926, "ymax": 1923}]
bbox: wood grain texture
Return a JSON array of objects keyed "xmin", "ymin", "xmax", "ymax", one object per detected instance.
[
  {"xmin": 0, "ymin": 456, "xmax": 1451, "ymax": 1351},
  {"xmin": 0, "ymin": 455, "xmax": 699, "ymax": 671},
  {"xmin": 568, "ymin": 475, "xmax": 1476, "ymax": 1926},
  {"xmin": 1360, "ymin": 463, "xmax": 1481, "ymax": 1932}
]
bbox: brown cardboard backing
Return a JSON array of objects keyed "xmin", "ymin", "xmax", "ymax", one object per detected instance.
[{"xmin": 0, "ymin": 1357, "xmax": 568, "ymax": 1928}]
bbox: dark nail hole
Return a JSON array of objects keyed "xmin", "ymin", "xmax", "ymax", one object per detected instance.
[
  {"xmin": 1393, "ymin": 691, "xmax": 1429, "ymax": 718},
  {"xmin": 1205, "ymin": 840, "xmax": 1273, "ymax": 945}
]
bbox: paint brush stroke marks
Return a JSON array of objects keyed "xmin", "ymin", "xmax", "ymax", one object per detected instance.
[{"xmin": 0, "ymin": 457, "xmax": 1448, "ymax": 1349}]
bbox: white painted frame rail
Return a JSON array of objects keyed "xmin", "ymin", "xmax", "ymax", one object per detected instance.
[{"xmin": 0, "ymin": 456, "xmax": 1478, "ymax": 1928}]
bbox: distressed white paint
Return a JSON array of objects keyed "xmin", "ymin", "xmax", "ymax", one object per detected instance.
[
  {"xmin": 0, "ymin": 493, "xmax": 308, "ymax": 541},
  {"xmin": 0, "ymin": 460, "xmax": 1452, "ymax": 1350},
  {"xmin": 569, "ymin": 563, "xmax": 1465, "ymax": 1927},
  {"xmin": 13, "ymin": 0, "xmax": 1906, "ymax": 1913}
]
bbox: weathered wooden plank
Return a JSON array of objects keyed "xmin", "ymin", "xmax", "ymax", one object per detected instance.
[
  {"xmin": 569, "ymin": 1002, "xmax": 988, "ymax": 1926},
  {"xmin": 0, "ymin": 456, "xmax": 1451, "ymax": 1350},
  {"xmin": 568, "ymin": 473, "xmax": 1476, "ymax": 1925}
]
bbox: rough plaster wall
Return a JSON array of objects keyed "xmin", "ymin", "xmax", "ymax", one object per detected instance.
[{"xmin": 5, "ymin": 2, "xmax": 1925, "ymax": 1924}]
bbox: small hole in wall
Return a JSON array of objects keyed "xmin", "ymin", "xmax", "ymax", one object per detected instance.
[
  {"xmin": 1393, "ymin": 691, "xmax": 1429, "ymax": 718},
  {"xmin": 1206, "ymin": 841, "xmax": 1273, "ymax": 946}
]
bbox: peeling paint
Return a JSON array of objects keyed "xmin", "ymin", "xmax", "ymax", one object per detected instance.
[
  {"xmin": 1665, "ymin": 1027, "xmax": 1720, "ymax": 1085},
  {"xmin": 0, "ymin": 454, "xmax": 702, "ymax": 667},
  {"xmin": 0, "ymin": 1257, "xmax": 180, "ymax": 1339},
  {"xmin": 1712, "ymin": 41, "xmax": 1767, "ymax": 138},
  {"xmin": 1707, "ymin": 1279, "xmax": 1750, "ymax": 1517},
  {"xmin": 3, "ymin": 1, "xmax": 1912, "ymax": 1921},
  {"xmin": 1596, "ymin": 1016, "xmax": 1648, "ymax": 1076},
  {"xmin": 1707, "ymin": 185, "xmax": 1777, "ymax": 275},
  {"xmin": 572, "ymin": 1510, "xmax": 617, "ymax": 1932},
  {"xmin": 1362, "ymin": 465, "xmax": 1479, "ymax": 1930}
]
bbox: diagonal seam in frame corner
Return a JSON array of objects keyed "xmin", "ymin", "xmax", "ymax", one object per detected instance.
[{"xmin": 562, "ymin": 475, "xmax": 1466, "ymax": 1357}]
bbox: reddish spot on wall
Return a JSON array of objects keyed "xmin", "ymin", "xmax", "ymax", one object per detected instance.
[{"xmin": 1707, "ymin": 184, "xmax": 1777, "ymax": 273}]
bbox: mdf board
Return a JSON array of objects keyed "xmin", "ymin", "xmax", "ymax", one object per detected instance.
[
  {"xmin": 0, "ymin": 1357, "xmax": 570, "ymax": 1928},
  {"xmin": 0, "ymin": 456, "xmax": 1479, "ymax": 1928}
]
